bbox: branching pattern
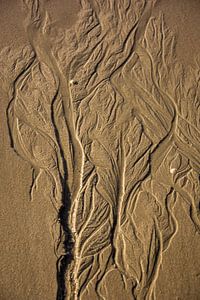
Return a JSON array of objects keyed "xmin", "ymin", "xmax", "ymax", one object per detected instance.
[{"xmin": 1, "ymin": 0, "xmax": 200, "ymax": 299}]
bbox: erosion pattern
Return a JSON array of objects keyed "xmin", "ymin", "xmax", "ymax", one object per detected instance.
[{"xmin": 1, "ymin": 0, "xmax": 200, "ymax": 299}]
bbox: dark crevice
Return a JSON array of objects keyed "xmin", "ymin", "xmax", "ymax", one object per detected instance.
[
  {"xmin": 56, "ymin": 191, "xmax": 74, "ymax": 300},
  {"xmin": 51, "ymin": 93, "xmax": 74, "ymax": 300}
]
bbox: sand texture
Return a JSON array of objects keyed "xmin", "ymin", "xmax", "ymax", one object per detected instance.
[{"xmin": 1, "ymin": 0, "xmax": 200, "ymax": 299}]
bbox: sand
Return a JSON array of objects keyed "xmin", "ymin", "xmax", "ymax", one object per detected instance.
[{"xmin": 0, "ymin": 0, "xmax": 200, "ymax": 299}]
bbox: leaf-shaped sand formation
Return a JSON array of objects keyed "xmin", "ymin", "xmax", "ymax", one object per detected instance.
[{"xmin": 1, "ymin": 0, "xmax": 200, "ymax": 299}]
